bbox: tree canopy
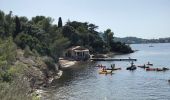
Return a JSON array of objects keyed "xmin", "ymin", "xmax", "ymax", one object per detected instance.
[{"xmin": 0, "ymin": 10, "xmax": 133, "ymax": 61}]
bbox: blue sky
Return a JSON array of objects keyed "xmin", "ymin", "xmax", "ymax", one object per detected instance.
[{"xmin": 1, "ymin": 0, "xmax": 170, "ymax": 39}]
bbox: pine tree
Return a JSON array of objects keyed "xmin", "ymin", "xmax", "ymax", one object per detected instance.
[
  {"xmin": 14, "ymin": 16, "xmax": 21, "ymax": 38},
  {"xmin": 58, "ymin": 17, "xmax": 62, "ymax": 28}
]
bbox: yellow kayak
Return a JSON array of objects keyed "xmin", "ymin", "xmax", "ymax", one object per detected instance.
[{"xmin": 99, "ymin": 70, "xmax": 113, "ymax": 74}]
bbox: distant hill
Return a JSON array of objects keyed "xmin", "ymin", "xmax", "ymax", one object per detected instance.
[{"xmin": 114, "ymin": 37, "xmax": 170, "ymax": 44}]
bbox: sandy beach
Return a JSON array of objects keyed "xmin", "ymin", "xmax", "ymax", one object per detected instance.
[{"xmin": 59, "ymin": 58, "xmax": 77, "ymax": 68}]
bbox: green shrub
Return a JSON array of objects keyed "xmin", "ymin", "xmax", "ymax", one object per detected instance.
[
  {"xmin": 24, "ymin": 45, "xmax": 33, "ymax": 58},
  {"xmin": 44, "ymin": 57, "xmax": 56, "ymax": 71},
  {"xmin": 0, "ymin": 76, "xmax": 32, "ymax": 100}
]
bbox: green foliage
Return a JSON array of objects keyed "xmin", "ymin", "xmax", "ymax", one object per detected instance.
[
  {"xmin": 110, "ymin": 42, "xmax": 134, "ymax": 53},
  {"xmin": 0, "ymin": 37, "xmax": 16, "ymax": 66},
  {"xmin": 0, "ymin": 76, "xmax": 32, "ymax": 100},
  {"xmin": 103, "ymin": 29, "xmax": 114, "ymax": 47},
  {"xmin": 44, "ymin": 57, "xmax": 56, "ymax": 71},
  {"xmin": 0, "ymin": 11, "xmax": 5, "ymax": 37},
  {"xmin": 0, "ymin": 10, "xmax": 134, "ymax": 100},
  {"xmin": 0, "ymin": 34, "xmax": 36, "ymax": 100},
  {"xmin": 32, "ymin": 93, "xmax": 40, "ymax": 100},
  {"xmin": 0, "ymin": 10, "xmax": 15, "ymax": 37},
  {"xmin": 1, "ymin": 10, "xmax": 133, "ymax": 59},
  {"xmin": 61, "ymin": 25, "xmax": 79, "ymax": 45},
  {"xmin": 24, "ymin": 45, "xmax": 33, "ymax": 58},
  {"xmin": 32, "ymin": 16, "xmax": 46, "ymax": 24},
  {"xmin": 0, "ymin": 37, "xmax": 17, "ymax": 82},
  {"xmin": 49, "ymin": 34, "xmax": 70, "ymax": 61},
  {"xmin": 0, "ymin": 50, "xmax": 33, "ymax": 99}
]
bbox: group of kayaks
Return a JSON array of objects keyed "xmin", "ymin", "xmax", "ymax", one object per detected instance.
[
  {"xmin": 137, "ymin": 62, "xmax": 169, "ymax": 72},
  {"xmin": 96, "ymin": 61, "xmax": 170, "ymax": 74},
  {"xmin": 97, "ymin": 64, "xmax": 121, "ymax": 74}
]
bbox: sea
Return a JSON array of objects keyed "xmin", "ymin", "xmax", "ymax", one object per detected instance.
[{"xmin": 42, "ymin": 43, "xmax": 170, "ymax": 100}]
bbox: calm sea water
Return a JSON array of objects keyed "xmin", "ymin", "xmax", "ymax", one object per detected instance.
[{"xmin": 42, "ymin": 43, "xmax": 170, "ymax": 100}]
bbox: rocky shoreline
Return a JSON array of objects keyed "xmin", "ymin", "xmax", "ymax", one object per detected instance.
[
  {"xmin": 14, "ymin": 49, "xmax": 69, "ymax": 99},
  {"xmin": 33, "ymin": 57, "xmax": 77, "ymax": 98}
]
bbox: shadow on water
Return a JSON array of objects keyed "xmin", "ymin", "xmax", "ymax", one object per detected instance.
[{"xmin": 51, "ymin": 61, "xmax": 97, "ymax": 88}]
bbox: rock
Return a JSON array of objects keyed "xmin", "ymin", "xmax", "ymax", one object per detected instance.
[{"xmin": 16, "ymin": 49, "xmax": 62, "ymax": 91}]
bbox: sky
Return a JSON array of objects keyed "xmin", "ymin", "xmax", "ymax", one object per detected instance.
[{"xmin": 0, "ymin": 0, "xmax": 170, "ymax": 39}]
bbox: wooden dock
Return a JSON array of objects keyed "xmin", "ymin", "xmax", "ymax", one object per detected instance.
[{"xmin": 90, "ymin": 58, "xmax": 137, "ymax": 61}]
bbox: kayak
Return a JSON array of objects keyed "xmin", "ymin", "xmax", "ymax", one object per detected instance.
[
  {"xmin": 146, "ymin": 67, "xmax": 169, "ymax": 71},
  {"xmin": 162, "ymin": 67, "xmax": 169, "ymax": 71},
  {"xmin": 99, "ymin": 70, "xmax": 113, "ymax": 74},
  {"xmin": 156, "ymin": 68, "xmax": 164, "ymax": 71},
  {"xmin": 138, "ymin": 65, "xmax": 149, "ymax": 68},
  {"xmin": 126, "ymin": 66, "xmax": 136, "ymax": 70},
  {"xmin": 146, "ymin": 68, "xmax": 157, "ymax": 71},
  {"xmin": 127, "ymin": 61, "xmax": 136, "ymax": 70},
  {"xmin": 157, "ymin": 68, "xmax": 169, "ymax": 71},
  {"xmin": 106, "ymin": 68, "xmax": 121, "ymax": 70},
  {"xmin": 147, "ymin": 64, "xmax": 153, "ymax": 66}
]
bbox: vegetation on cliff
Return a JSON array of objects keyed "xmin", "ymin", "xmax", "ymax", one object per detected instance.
[{"xmin": 0, "ymin": 10, "xmax": 133, "ymax": 99}]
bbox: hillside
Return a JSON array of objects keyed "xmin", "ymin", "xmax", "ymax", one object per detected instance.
[
  {"xmin": 115, "ymin": 37, "xmax": 170, "ymax": 44},
  {"xmin": 0, "ymin": 10, "xmax": 134, "ymax": 99}
]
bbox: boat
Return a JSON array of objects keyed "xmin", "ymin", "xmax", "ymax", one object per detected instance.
[
  {"xmin": 106, "ymin": 64, "xmax": 122, "ymax": 71},
  {"xmin": 146, "ymin": 68, "xmax": 157, "ymax": 71},
  {"xmin": 126, "ymin": 62, "xmax": 136, "ymax": 70},
  {"xmin": 126, "ymin": 66, "xmax": 136, "ymax": 70},
  {"xmin": 156, "ymin": 68, "xmax": 164, "ymax": 71},
  {"xmin": 146, "ymin": 62, "xmax": 153, "ymax": 66},
  {"xmin": 99, "ymin": 70, "xmax": 113, "ymax": 74},
  {"xmin": 162, "ymin": 67, "xmax": 169, "ymax": 71},
  {"xmin": 156, "ymin": 67, "xmax": 169, "ymax": 71},
  {"xmin": 146, "ymin": 67, "xmax": 169, "ymax": 71},
  {"xmin": 107, "ymin": 67, "xmax": 121, "ymax": 70},
  {"xmin": 138, "ymin": 64, "xmax": 149, "ymax": 68},
  {"xmin": 147, "ymin": 63, "xmax": 153, "ymax": 66}
]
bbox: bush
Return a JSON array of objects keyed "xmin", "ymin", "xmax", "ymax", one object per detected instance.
[
  {"xmin": 43, "ymin": 57, "xmax": 56, "ymax": 71},
  {"xmin": 24, "ymin": 45, "xmax": 33, "ymax": 58},
  {"xmin": 110, "ymin": 42, "xmax": 134, "ymax": 53},
  {"xmin": 0, "ymin": 77, "xmax": 32, "ymax": 100}
]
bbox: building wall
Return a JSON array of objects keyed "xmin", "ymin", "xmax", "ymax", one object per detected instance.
[{"xmin": 65, "ymin": 47, "xmax": 90, "ymax": 60}]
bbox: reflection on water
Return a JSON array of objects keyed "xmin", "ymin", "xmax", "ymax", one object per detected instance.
[{"xmin": 42, "ymin": 43, "xmax": 170, "ymax": 100}]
